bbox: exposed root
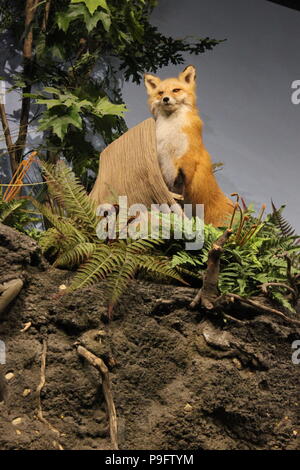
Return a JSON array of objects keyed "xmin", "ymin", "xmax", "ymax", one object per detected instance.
[
  {"xmin": 190, "ymin": 229, "xmax": 233, "ymax": 309},
  {"xmin": 225, "ymin": 293, "xmax": 300, "ymax": 327},
  {"xmin": 260, "ymin": 282, "xmax": 298, "ymax": 300},
  {"xmin": 77, "ymin": 345, "xmax": 118, "ymax": 450},
  {"xmin": 36, "ymin": 339, "xmax": 62, "ymax": 440}
]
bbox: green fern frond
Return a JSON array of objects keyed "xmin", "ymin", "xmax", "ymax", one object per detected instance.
[
  {"xmin": 54, "ymin": 242, "xmax": 98, "ymax": 267},
  {"xmin": 106, "ymin": 259, "xmax": 139, "ymax": 310},
  {"xmin": 270, "ymin": 201, "xmax": 296, "ymax": 238},
  {"xmin": 270, "ymin": 290, "xmax": 296, "ymax": 314},
  {"xmin": 41, "ymin": 161, "xmax": 98, "ymax": 231},
  {"xmin": 106, "ymin": 251, "xmax": 188, "ymax": 313},
  {"xmin": 171, "ymin": 251, "xmax": 202, "ymax": 268},
  {"xmin": 126, "ymin": 237, "xmax": 166, "ymax": 254},
  {"xmin": 30, "ymin": 198, "xmax": 88, "ymax": 245},
  {"xmin": 0, "ymin": 199, "xmax": 24, "ymax": 223},
  {"xmin": 137, "ymin": 254, "xmax": 188, "ymax": 285},
  {"xmin": 39, "ymin": 227, "xmax": 66, "ymax": 255},
  {"xmin": 38, "ymin": 162, "xmax": 67, "ymax": 208},
  {"xmin": 68, "ymin": 245, "xmax": 125, "ymax": 291}
]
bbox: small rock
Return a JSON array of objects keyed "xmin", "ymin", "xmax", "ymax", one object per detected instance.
[
  {"xmin": 20, "ymin": 322, "xmax": 32, "ymax": 333},
  {"xmin": 232, "ymin": 358, "xmax": 242, "ymax": 369},
  {"xmin": 184, "ymin": 403, "xmax": 193, "ymax": 412},
  {"xmin": 202, "ymin": 322, "xmax": 233, "ymax": 350},
  {"xmin": 12, "ymin": 417, "xmax": 22, "ymax": 426},
  {"xmin": 52, "ymin": 440, "xmax": 63, "ymax": 450},
  {"xmin": 5, "ymin": 372, "xmax": 14, "ymax": 381},
  {"xmin": 16, "ymin": 430, "xmax": 21, "ymax": 435},
  {"xmin": 22, "ymin": 388, "xmax": 31, "ymax": 397}
]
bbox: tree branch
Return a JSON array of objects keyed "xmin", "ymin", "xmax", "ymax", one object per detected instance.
[
  {"xmin": 14, "ymin": 0, "xmax": 39, "ymax": 163},
  {"xmin": 190, "ymin": 228, "xmax": 232, "ymax": 309},
  {"xmin": 42, "ymin": 0, "xmax": 52, "ymax": 33}
]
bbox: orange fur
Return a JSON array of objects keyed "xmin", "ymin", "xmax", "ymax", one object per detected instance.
[{"xmin": 144, "ymin": 65, "xmax": 233, "ymax": 227}]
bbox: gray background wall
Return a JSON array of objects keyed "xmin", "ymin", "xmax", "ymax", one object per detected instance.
[{"xmin": 122, "ymin": 0, "xmax": 300, "ymax": 231}]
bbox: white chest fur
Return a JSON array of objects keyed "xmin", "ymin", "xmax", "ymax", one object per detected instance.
[{"xmin": 155, "ymin": 108, "xmax": 188, "ymax": 189}]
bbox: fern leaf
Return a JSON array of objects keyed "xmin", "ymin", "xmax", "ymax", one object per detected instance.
[
  {"xmin": 126, "ymin": 237, "xmax": 166, "ymax": 254},
  {"xmin": 0, "ymin": 200, "xmax": 24, "ymax": 223},
  {"xmin": 30, "ymin": 198, "xmax": 88, "ymax": 244},
  {"xmin": 106, "ymin": 258, "xmax": 139, "ymax": 310},
  {"xmin": 39, "ymin": 227, "xmax": 66, "ymax": 254},
  {"xmin": 54, "ymin": 242, "xmax": 98, "ymax": 267},
  {"xmin": 270, "ymin": 290, "xmax": 296, "ymax": 314},
  {"xmin": 137, "ymin": 254, "xmax": 188, "ymax": 285},
  {"xmin": 68, "ymin": 245, "xmax": 125, "ymax": 291},
  {"xmin": 41, "ymin": 161, "xmax": 98, "ymax": 231},
  {"xmin": 271, "ymin": 201, "xmax": 295, "ymax": 238}
]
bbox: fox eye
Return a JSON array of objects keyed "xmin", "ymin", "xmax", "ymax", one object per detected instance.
[
  {"xmin": 172, "ymin": 88, "xmax": 181, "ymax": 93},
  {"xmin": 158, "ymin": 91, "xmax": 164, "ymax": 96}
]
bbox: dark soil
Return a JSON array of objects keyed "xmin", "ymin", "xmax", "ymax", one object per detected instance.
[{"xmin": 0, "ymin": 223, "xmax": 299, "ymax": 450}]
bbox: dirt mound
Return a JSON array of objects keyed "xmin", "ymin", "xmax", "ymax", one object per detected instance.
[{"xmin": 0, "ymin": 224, "xmax": 299, "ymax": 450}]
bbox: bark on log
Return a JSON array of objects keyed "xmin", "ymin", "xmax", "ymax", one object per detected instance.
[{"xmin": 89, "ymin": 118, "xmax": 182, "ymax": 214}]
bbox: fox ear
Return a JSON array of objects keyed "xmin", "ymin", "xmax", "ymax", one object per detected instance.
[
  {"xmin": 178, "ymin": 65, "xmax": 196, "ymax": 86},
  {"xmin": 144, "ymin": 74, "xmax": 161, "ymax": 93}
]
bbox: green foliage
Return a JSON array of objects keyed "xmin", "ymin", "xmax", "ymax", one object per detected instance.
[
  {"xmin": 32, "ymin": 161, "xmax": 186, "ymax": 312},
  {"xmin": 57, "ymin": 0, "xmax": 111, "ymax": 33},
  {"xmin": 2, "ymin": 0, "xmax": 222, "ymax": 186},
  {"xmin": 26, "ymin": 86, "xmax": 126, "ymax": 140},
  {"xmin": 0, "ymin": 189, "xmax": 39, "ymax": 233},
  {"xmin": 31, "ymin": 163, "xmax": 299, "ymax": 315},
  {"xmin": 270, "ymin": 200, "xmax": 297, "ymax": 238},
  {"xmin": 169, "ymin": 204, "xmax": 300, "ymax": 313}
]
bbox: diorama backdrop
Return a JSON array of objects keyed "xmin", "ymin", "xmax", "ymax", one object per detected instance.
[{"xmin": 122, "ymin": 0, "xmax": 300, "ymax": 231}]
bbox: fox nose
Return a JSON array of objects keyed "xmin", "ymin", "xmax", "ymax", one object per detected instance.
[{"xmin": 163, "ymin": 96, "xmax": 170, "ymax": 103}]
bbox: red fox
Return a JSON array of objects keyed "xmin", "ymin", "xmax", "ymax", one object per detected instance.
[{"xmin": 144, "ymin": 65, "xmax": 233, "ymax": 227}]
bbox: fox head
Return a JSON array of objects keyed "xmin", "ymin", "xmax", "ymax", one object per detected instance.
[{"xmin": 144, "ymin": 65, "xmax": 197, "ymax": 117}]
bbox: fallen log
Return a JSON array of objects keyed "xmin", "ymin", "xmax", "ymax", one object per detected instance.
[{"xmin": 89, "ymin": 118, "xmax": 182, "ymax": 214}]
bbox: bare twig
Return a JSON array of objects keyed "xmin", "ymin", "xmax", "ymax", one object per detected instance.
[
  {"xmin": 260, "ymin": 282, "xmax": 297, "ymax": 299},
  {"xmin": 77, "ymin": 345, "xmax": 118, "ymax": 450},
  {"xmin": 223, "ymin": 313, "xmax": 246, "ymax": 325},
  {"xmin": 36, "ymin": 339, "xmax": 61, "ymax": 437},
  {"xmin": 226, "ymin": 293, "xmax": 300, "ymax": 326}
]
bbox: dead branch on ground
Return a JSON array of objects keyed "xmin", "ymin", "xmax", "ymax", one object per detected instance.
[
  {"xmin": 36, "ymin": 339, "xmax": 62, "ymax": 442},
  {"xmin": 190, "ymin": 228, "xmax": 232, "ymax": 309},
  {"xmin": 77, "ymin": 345, "xmax": 118, "ymax": 450}
]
